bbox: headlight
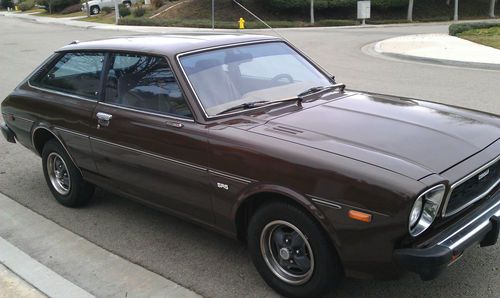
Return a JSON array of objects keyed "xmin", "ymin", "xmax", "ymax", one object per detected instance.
[{"xmin": 409, "ymin": 184, "xmax": 446, "ymax": 237}]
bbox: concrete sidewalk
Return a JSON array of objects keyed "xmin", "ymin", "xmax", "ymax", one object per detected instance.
[
  {"xmin": 374, "ymin": 33, "xmax": 500, "ymax": 70},
  {"xmin": 0, "ymin": 264, "xmax": 46, "ymax": 298},
  {"xmin": 0, "ymin": 192, "xmax": 201, "ymax": 298}
]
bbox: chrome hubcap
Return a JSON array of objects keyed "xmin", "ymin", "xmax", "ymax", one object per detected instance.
[
  {"xmin": 47, "ymin": 152, "xmax": 71, "ymax": 195},
  {"xmin": 260, "ymin": 220, "xmax": 314, "ymax": 285}
]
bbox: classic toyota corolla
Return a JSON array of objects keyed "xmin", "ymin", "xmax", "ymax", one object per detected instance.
[{"xmin": 1, "ymin": 34, "xmax": 499, "ymax": 297}]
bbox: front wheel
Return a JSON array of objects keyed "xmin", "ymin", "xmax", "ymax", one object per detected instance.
[
  {"xmin": 42, "ymin": 139, "xmax": 94, "ymax": 207},
  {"xmin": 247, "ymin": 202, "xmax": 342, "ymax": 297},
  {"xmin": 90, "ymin": 5, "xmax": 100, "ymax": 15}
]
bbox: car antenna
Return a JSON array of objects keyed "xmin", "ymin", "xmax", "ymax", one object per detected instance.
[
  {"xmin": 232, "ymin": 0, "xmax": 344, "ymax": 91},
  {"xmin": 231, "ymin": 0, "xmax": 292, "ymax": 44}
]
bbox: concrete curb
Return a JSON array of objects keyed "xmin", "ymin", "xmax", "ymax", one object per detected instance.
[
  {"xmin": 362, "ymin": 37, "xmax": 500, "ymax": 71},
  {"xmin": 0, "ymin": 192, "xmax": 201, "ymax": 298},
  {"xmin": 377, "ymin": 51, "xmax": 500, "ymax": 71},
  {"xmin": 0, "ymin": 238, "xmax": 94, "ymax": 298}
]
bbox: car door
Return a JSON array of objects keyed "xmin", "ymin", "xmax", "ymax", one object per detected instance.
[
  {"xmin": 89, "ymin": 52, "xmax": 213, "ymax": 223},
  {"xmin": 27, "ymin": 51, "xmax": 104, "ymax": 173}
]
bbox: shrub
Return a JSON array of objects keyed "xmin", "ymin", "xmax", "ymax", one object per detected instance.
[
  {"xmin": 449, "ymin": 22, "xmax": 500, "ymax": 36},
  {"xmin": 267, "ymin": 0, "xmax": 407, "ymax": 10},
  {"xmin": 118, "ymin": 4, "xmax": 130, "ymax": 17},
  {"xmin": 101, "ymin": 6, "xmax": 113, "ymax": 14},
  {"xmin": 133, "ymin": 6, "xmax": 145, "ymax": 17},
  {"xmin": 1, "ymin": 0, "xmax": 14, "ymax": 9},
  {"xmin": 151, "ymin": 0, "xmax": 163, "ymax": 9},
  {"xmin": 38, "ymin": 0, "xmax": 80, "ymax": 13},
  {"xmin": 60, "ymin": 3, "xmax": 80, "ymax": 14},
  {"xmin": 316, "ymin": 19, "xmax": 357, "ymax": 26},
  {"xmin": 18, "ymin": 0, "xmax": 35, "ymax": 11}
]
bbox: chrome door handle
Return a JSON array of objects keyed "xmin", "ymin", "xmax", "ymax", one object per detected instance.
[
  {"xmin": 96, "ymin": 112, "xmax": 112, "ymax": 128},
  {"xmin": 165, "ymin": 120, "xmax": 183, "ymax": 128}
]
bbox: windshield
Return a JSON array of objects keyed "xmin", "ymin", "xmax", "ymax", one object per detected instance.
[{"xmin": 179, "ymin": 42, "xmax": 332, "ymax": 116}]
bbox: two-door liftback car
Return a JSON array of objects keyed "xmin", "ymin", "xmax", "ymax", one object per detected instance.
[{"xmin": 1, "ymin": 34, "xmax": 499, "ymax": 297}]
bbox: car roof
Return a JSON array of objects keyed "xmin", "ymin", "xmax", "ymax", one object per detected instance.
[{"xmin": 57, "ymin": 33, "xmax": 281, "ymax": 57}]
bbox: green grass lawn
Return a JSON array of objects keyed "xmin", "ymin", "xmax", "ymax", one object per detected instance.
[
  {"xmin": 36, "ymin": 11, "xmax": 86, "ymax": 18},
  {"xmin": 459, "ymin": 26, "xmax": 500, "ymax": 49},
  {"xmin": 80, "ymin": 13, "xmax": 116, "ymax": 24}
]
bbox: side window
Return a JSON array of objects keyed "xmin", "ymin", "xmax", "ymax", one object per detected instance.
[
  {"xmin": 104, "ymin": 53, "xmax": 192, "ymax": 118},
  {"xmin": 32, "ymin": 52, "xmax": 104, "ymax": 99}
]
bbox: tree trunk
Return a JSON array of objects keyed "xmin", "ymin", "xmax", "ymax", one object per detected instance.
[
  {"xmin": 310, "ymin": 0, "xmax": 315, "ymax": 24},
  {"xmin": 490, "ymin": 0, "xmax": 496, "ymax": 18},
  {"xmin": 114, "ymin": 0, "xmax": 119, "ymax": 25},
  {"xmin": 407, "ymin": 0, "xmax": 414, "ymax": 21},
  {"xmin": 85, "ymin": 0, "xmax": 90, "ymax": 17}
]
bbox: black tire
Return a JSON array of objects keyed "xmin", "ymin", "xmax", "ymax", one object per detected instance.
[
  {"xmin": 90, "ymin": 5, "xmax": 100, "ymax": 15},
  {"xmin": 248, "ymin": 202, "xmax": 342, "ymax": 298},
  {"xmin": 42, "ymin": 139, "xmax": 94, "ymax": 207}
]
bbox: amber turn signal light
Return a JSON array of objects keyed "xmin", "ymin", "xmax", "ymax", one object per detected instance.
[{"xmin": 348, "ymin": 210, "xmax": 372, "ymax": 223}]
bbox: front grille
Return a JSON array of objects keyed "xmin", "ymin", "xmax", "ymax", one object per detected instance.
[{"xmin": 444, "ymin": 157, "xmax": 500, "ymax": 217}]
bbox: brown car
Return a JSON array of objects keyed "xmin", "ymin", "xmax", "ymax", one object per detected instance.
[{"xmin": 1, "ymin": 34, "xmax": 499, "ymax": 297}]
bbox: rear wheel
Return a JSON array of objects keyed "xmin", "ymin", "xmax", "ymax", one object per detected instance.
[
  {"xmin": 42, "ymin": 139, "xmax": 94, "ymax": 207},
  {"xmin": 247, "ymin": 202, "xmax": 342, "ymax": 297}
]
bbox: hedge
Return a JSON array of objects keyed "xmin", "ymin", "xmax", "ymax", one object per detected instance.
[
  {"xmin": 267, "ymin": 0, "xmax": 408, "ymax": 10},
  {"xmin": 449, "ymin": 22, "xmax": 500, "ymax": 36}
]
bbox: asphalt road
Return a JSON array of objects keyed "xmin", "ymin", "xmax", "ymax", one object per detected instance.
[{"xmin": 0, "ymin": 16, "xmax": 499, "ymax": 298}]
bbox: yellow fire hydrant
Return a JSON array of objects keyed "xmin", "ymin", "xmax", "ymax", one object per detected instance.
[{"xmin": 238, "ymin": 18, "xmax": 245, "ymax": 29}]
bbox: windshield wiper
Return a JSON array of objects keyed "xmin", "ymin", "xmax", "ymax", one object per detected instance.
[
  {"xmin": 216, "ymin": 100, "xmax": 270, "ymax": 115},
  {"xmin": 216, "ymin": 83, "xmax": 346, "ymax": 115},
  {"xmin": 297, "ymin": 83, "xmax": 346, "ymax": 105}
]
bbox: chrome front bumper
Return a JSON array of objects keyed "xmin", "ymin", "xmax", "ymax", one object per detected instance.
[{"xmin": 394, "ymin": 190, "xmax": 500, "ymax": 280}]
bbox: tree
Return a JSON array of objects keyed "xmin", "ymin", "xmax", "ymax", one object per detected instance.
[
  {"xmin": 490, "ymin": 0, "xmax": 497, "ymax": 18},
  {"xmin": 310, "ymin": 0, "xmax": 315, "ymax": 24},
  {"xmin": 407, "ymin": 0, "xmax": 414, "ymax": 21}
]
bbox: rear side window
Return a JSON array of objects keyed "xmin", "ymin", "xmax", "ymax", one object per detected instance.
[
  {"xmin": 32, "ymin": 52, "xmax": 104, "ymax": 99},
  {"xmin": 104, "ymin": 53, "xmax": 192, "ymax": 118}
]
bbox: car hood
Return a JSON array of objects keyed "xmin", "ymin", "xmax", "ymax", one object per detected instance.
[{"xmin": 249, "ymin": 93, "xmax": 500, "ymax": 180}]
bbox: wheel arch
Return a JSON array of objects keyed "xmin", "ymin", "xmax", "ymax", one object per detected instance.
[
  {"xmin": 232, "ymin": 185, "xmax": 342, "ymax": 253},
  {"xmin": 31, "ymin": 126, "xmax": 82, "ymax": 175}
]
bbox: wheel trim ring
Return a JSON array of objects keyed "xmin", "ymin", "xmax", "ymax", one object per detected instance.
[
  {"xmin": 260, "ymin": 220, "xmax": 315, "ymax": 285},
  {"xmin": 47, "ymin": 152, "xmax": 71, "ymax": 195}
]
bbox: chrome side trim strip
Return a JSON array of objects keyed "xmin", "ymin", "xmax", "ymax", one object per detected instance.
[
  {"xmin": 28, "ymin": 81, "xmax": 98, "ymax": 103},
  {"xmin": 89, "ymin": 137, "xmax": 207, "ymax": 172},
  {"xmin": 31, "ymin": 126, "xmax": 83, "ymax": 176},
  {"xmin": 1, "ymin": 113, "xmax": 34, "ymax": 124},
  {"xmin": 442, "ymin": 154, "xmax": 500, "ymax": 217},
  {"xmin": 310, "ymin": 197, "xmax": 342, "ymax": 210},
  {"xmin": 438, "ymin": 197, "xmax": 500, "ymax": 250},
  {"xmin": 98, "ymin": 102, "xmax": 195, "ymax": 123},
  {"xmin": 209, "ymin": 169, "xmax": 254, "ymax": 184},
  {"xmin": 309, "ymin": 195, "xmax": 390, "ymax": 217},
  {"xmin": 53, "ymin": 127, "xmax": 89, "ymax": 139},
  {"xmin": 13, "ymin": 116, "xmax": 34, "ymax": 123}
]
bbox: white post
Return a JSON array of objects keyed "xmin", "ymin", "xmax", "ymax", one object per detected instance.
[
  {"xmin": 115, "ymin": 0, "xmax": 119, "ymax": 25},
  {"xmin": 454, "ymin": 0, "xmax": 459, "ymax": 21},
  {"xmin": 212, "ymin": 0, "xmax": 215, "ymax": 30},
  {"xmin": 310, "ymin": 0, "xmax": 315, "ymax": 24},
  {"xmin": 407, "ymin": 0, "xmax": 414, "ymax": 22},
  {"xmin": 490, "ymin": 0, "xmax": 496, "ymax": 18}
]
